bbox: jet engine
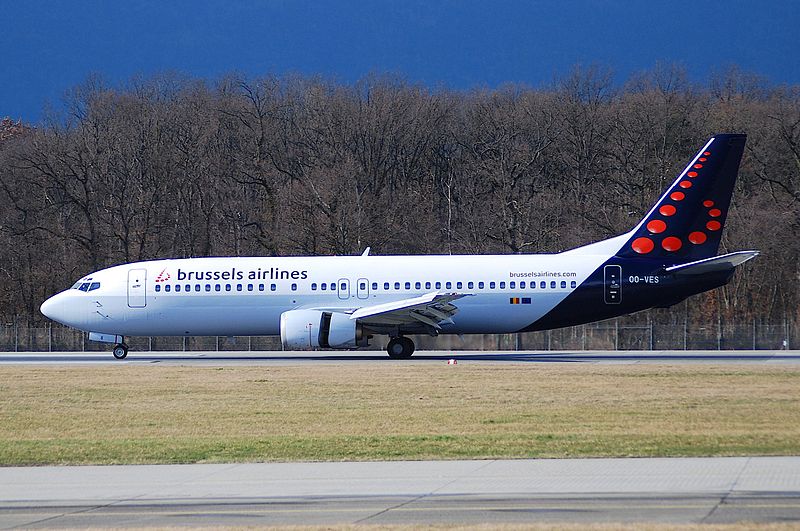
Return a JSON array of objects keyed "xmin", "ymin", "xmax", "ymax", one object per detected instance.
[{"xmin": 280, "ymin": 309, "xmax": 368, "ymax": 350}]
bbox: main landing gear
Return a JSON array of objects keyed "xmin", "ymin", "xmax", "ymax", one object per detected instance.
[
  {"xmin": 386, "ymin": 336, "xmax": 415, "ymax": 359},
  {"xmin": 112, "ymin": 342, "xmax": 129, "ymax": 360}
]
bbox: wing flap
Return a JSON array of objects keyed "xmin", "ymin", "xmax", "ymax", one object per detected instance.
[{"xmin": 349, "ymin": 291, "xmax": 470, "ymax": 328}]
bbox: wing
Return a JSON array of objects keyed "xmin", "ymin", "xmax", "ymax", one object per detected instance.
[{"xmin": 349, "ymin": 291, "xmax": 471, "ymax": 333}]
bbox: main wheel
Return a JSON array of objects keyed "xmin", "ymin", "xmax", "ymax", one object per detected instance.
[
  {"xmin": 387, "ymin": 337, "xmax": 415, "ymax": 359},
  {"xmin": 112, "ymin": 343, "xmax": 128, "ymax": 360}
]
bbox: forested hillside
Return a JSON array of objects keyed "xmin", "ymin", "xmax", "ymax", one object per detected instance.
[{"xmin": 0, "ymin": 65, "xmax": 797, "ymax": 328}]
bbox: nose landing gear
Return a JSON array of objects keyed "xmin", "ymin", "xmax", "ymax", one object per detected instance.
[{"xmin": 112, "ymin": 343, "xmax": 129, "ymax": 360}]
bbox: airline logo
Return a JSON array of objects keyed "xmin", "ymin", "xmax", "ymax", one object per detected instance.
[
  {"xmin": 155, "ymin": 269, "xmax": 171, "ymax": 283},
  {"xmin": 617, "ymin": 133, "xmax": 748, "ymax": 263},
  {"xmin": 631, "ymin": 149, "xmax": 722, "ymax": 255}
]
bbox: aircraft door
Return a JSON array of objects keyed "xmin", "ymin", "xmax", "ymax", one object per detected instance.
[
  {"xmin": 604, "ymin": 265, "xmax": 621, "ymax": 304},
  {"xmin": 356, "ymin": 278, "xmax": 369, "ymax": 300},
  {"xmin": 127, "ymin": 268, "xmax": 147, "ymax": 308},
  {"xmin": 337, "ymin": 278, "xmax": 350, "ymax": 300}
]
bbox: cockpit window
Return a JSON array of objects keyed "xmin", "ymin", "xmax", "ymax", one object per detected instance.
[{"xmin": 73, "ymin": 281, "xmax": 100, "ymax": 292}]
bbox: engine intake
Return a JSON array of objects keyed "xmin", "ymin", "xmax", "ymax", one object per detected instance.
[{"xmin": 280, "ymin": 309, "xmax": 368, "ymax": 350}]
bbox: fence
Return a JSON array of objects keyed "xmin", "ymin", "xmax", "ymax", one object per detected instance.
[{"xmin": 0, "ymin": 318, "xmax": 795, "ymax": 352}]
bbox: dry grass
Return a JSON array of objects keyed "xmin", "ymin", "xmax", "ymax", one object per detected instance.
[{"xmin": 0, "ymin": 364, "xmax": 798, "ymax": 465}]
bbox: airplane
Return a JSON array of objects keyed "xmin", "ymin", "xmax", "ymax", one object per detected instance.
[{"xmin": 41, "ymin": 134, "xmax": 758, "ymax": 359}]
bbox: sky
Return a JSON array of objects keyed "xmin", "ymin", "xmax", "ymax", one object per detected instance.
[{"xmin": 2, "ymin": 0, "xmax": 799, "ymax": 123}]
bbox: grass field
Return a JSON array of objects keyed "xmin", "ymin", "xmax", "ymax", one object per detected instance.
[{"xmin": 0, "ymin": 364, "xmax": 798, "ymax": 465}]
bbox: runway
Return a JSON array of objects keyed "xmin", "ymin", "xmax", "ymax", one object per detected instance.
[
  {"xmin": 2, "ymin": 457, "xmax": 800, "ymax": 527},
  {"xmin": 0, "ymin": 349, "xmax": 798, "ymax": 365}
]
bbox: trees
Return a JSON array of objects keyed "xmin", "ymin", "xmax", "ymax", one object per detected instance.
[{"xmin": 0, "ymin": 66, "xmax": 796, "ymax": 329}]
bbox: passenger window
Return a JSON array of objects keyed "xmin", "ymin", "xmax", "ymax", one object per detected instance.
[
  {"xmin": 215, "ymin": 284, "xmax": 221, "ymax": 292},
  {"xmin": 414, "ymin": 282, "xmax": 421, "ymax": 289},
  {"xmin": 509, "ymin": 281, "xmax": 515, "ymax": 289},
  {"xmin": 384, "ymin": 282, "xmax": 390, "ymax": 290},
  {"xmin": 468, "ymin": 281, "xmax": 474, "ymax": 289},
  {"xmin": 490, "ymin": 282, "xmax": 496, "ymax": 289},
  {"xmin": 259, "ymin": 284, "xmax": 265, "ymax": 291},
  {"xmin": 405, "ymin": 282, "xmax": 411, "ymax": 290},
  {"xmin": 292, "ymin": 283, "xmax": 298, "ymax": 291},
  {"xmin": 372, "ymin": 282, "xmax": 378, "ymax": 290},
  {"xmin": 394, "ymin": 282, "xmax": 400, "ymax": 290},
  {"xmin": 247, "ymin": 284, "xmax": 254, "ymax": 291},
  {"xmin": 445, "ymin": 281, "xmax": 452, "ymax": 289},
  {"xmin": 425, "ymin": 282, "xmax": 431, "ymax": 289},
  {"xmin": 155, "ymin": 285, "xmax": 161, "ymax": 292},
  {"xmin": 184, "ymin": 284, "xmax": 190, "ymax": 292},
  {"xmin": 561, "ymin": 281, "xmax": 567, "ymax": 288},
  {"xmin": 226, "ymin": 284, "xmax": 232, "ymax": 292},
  {"xmin": 540, "ymin": 281, "xmax": 546, "ymax": 289},
  {"xmin": 311, "ymin": 283, "xmax": 317, "ymax": 291},
  {"xmin": 175, "ymin": 285, "xmax": 181, "ymax": 292},
  {"xmin": 165, "ymin": 285, "xmax": 171, "ymax": 292},
  {"xmin": 195, "ymin": 284, "xmax": 200, "ymax": 292},
  {"xmin": 478, "ymin": 281, "xmax": 484, "ymax": 289},
  {"xmin": 321, "ymin": 283, "xmax": 326, "ymax": 291},
  {"xmin": 339, "ymin": 282, "xmax": 346, "ymax": 291},
  {"xmin": 205, "ymin": 284, "xmax": 211, "ymax": 292},
  {"xmin": 360, "ymin": 282, "xmax": 366, "ymax": 290},
  {"xmin": 571, "ymin": 280, "xmax": 577, "ymax": 288},
  {"xmin": 435, "ymin": 281, "xmax": 442, "ymax": 289},
  {"xmin": 236, "ymin": 284, "xmax": 242, "ymax": 292},
  {"xmin": 456, "ymin": 281, "xmax": 462, "ymax": 289},
  {"xmin": 520, "ymin": 281, "xmax": 526, "ymax": 289},
  {"xmin": 271, "ymin": 284, "xmax": 277, "ymax": 291},
  {"xmin": 550, "ymin": 281, "xmax": 556, "ymax": 289},
  {"xmin": 500, "ymin": 282, "xmax": 506, "ymax": 289}
]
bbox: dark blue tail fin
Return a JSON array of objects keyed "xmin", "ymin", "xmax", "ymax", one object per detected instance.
[{"xmin": 616, "ymin": 134, "xmax": 746, "ymax": 262}]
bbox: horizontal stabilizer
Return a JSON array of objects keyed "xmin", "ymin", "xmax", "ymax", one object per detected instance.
[{"xmin": 665, "ymin": 251, "xmax": 759, "ymax": 276}]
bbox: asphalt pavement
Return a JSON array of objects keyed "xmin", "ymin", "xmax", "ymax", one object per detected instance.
[
  {"xmin": 2, "ymin": 457, "xmax": 800, "ymax": 527},
  {"xmin": 0, "ymin": 349, "xmax": 798, "ymax": 365}
]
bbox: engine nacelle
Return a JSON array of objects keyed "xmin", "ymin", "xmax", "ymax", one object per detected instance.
[{"xmin": 280, "ymin": 309, "xmax": 368, "ymax": 350}]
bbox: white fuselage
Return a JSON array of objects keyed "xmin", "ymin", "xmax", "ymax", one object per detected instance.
[{"xmin": 40, "ymin": 237, "xmax": 624, "ymax": 338}]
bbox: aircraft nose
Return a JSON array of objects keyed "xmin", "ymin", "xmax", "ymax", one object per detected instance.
[{"xmin": 40, "ymin": 291, "xmax": 72, "ymax": 325}]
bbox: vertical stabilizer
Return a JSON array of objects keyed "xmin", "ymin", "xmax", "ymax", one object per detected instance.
[{"xmin": 616, "ymin": 134, "xmax": 746, "ymax": 262}]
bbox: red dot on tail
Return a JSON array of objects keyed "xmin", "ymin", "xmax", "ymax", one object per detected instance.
[
  {"xmin": 694, "ymin": 164, "xmax": 703, "ymax": 169},
  {"xmin": 679, "ymin": 181, "xmax": 692, "ymax": 188},
  {"xmin": 662, "ymin": 236, "xmax": 683, "ymax": 251},
  {"xmin": 689, "ymin": 231, "xmax": 707, "ymax": 244},
  {"xmin": 709, "ymin": 208, "xmax": 722, "ymax": 217},
  {"xmin": 704, "ymin": 151, "xmax": 711, "ymax": 155},
  {"xmin": 687, "ymin": 171, "xmax": 698, "ymax": 177},
  {"xmin": 659, "ymin": 205, "xmax": 676, "ymax": 216},
  {"xmin": 703, "ymin": 200, "xmax": 714, "ymax": 207},
  {"xmin": 670, "ymin": 191, "xmax": 685, "ymax": 201},
  {"xmin": 632, "ymin": 237, "xmax": 654, "ymax": 254},
  {"xmin": 699, "ymin": 157, "xmax": 707, "ymax": 162},
  {"xmin": 707, "ymin": 220, "xmax": 721, "ymax": 231},
  {"xmin": 647, "ymin": 220, "xmax": 667, "ymax": 233}
]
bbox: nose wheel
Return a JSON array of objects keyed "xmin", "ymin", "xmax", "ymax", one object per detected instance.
[
  {"xmin": 386, "ymin": 337, "xmax": 415, "ymax": 359},
  {"xmin": 112, "ymin": 343, "xmax": 129, "ymax": 360}
]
